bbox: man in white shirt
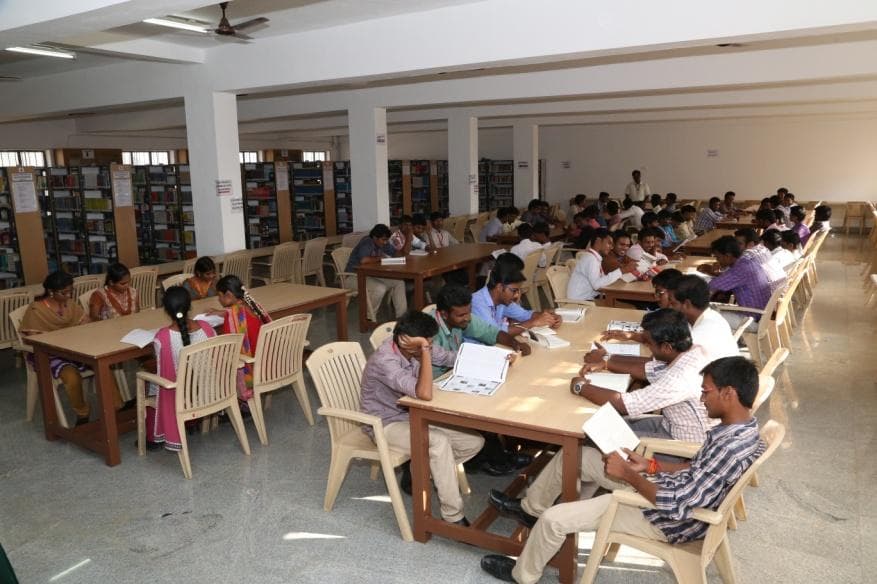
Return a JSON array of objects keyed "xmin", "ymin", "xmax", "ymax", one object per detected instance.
[
  {"xmin": 617, "ymin": 199, "xmax": 645, "ymax": 230},
  {"xmin": 624, "ymin": 169, "xmax": 651, "ymax": 202},
  {"xmin": 669, "ymin": 275, "xmax": 739, "ymax": 362},
  {"xmin": 567, "ymin": 228, "xmax": 636, "ymax": 300},
  {"xmin": 480, "ymin": 207, "xmax": 518, "ymax": 242},
  {"xmin": 510, "ymin": 223, "xmax": 551, "ymax": 268},
  {"xmin": 389, "ymin": 215, "xmax": 429, "ymax": 252},
  {"xmin": 426, "ymin": 212, "xmax": 458, "ymax": 249},
  {"xmin": 761, "ymin": 230, "xmax": 797, "ymax": 271}
]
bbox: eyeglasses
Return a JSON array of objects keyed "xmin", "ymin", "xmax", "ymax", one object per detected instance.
[
  {"xmin": 504, "ymin": 286, "xmax": 522, "ymax": 295},
  {"xmin": 654, "ymin": 289, "xmax": 667, "ymax": 297}
]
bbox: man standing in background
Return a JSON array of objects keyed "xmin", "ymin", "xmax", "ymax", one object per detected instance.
[{"xmin": 624, "ymin": 169, "xmax": 651, "ymax": 202}]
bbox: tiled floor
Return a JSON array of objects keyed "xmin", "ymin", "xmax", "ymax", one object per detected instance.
[{"xmin": 1, "ymin": 233, "xmax": 875, "ymax": 583}]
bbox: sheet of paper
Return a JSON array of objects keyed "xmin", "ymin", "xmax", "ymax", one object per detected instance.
[
  {"xmin": 409, "ymin": 249, "xmax": 429, "ymax": 256},
  {"xmin": 453, "ymin": 343, "xmax": 512, "ymax": 381},
  {"xmin": 607, "ymin": 320, "xmax": 642, "ymax": 333},
  {"xmin": 120, "ymin": 328, "xmax": 159, "ymax": 349},
  {"xmin": 555, "ymin": 307, "xmax": 584, "ymax": 323},
  {"xmin": 528, "ymin": 325, "xmax": 556, "ymax": 336},
  {"xmin": 601, "ymin": 343, "xmax": 641, "ymax": 357},
  {"xmin": 620, "ymin": 272, "xmax": 638, "ymax": 283},
  {"xmin": 193, "ymin": 313, "xmax": 225, "ymax": 327},
  {"xmin": 381, "ymin": 257, "xmax": 406, "ymax": 265},
  {"xmin": 582, "ymin": 403, "xmax": 640, "ymax": 455},
  {"xmin": 584, "ymin": 372, "xmax": 632, "ymax": 393},
  {"xmin": 438, "ymin": 376, "xmax": 502, "ymax": 396},
  {"xmin": 536, "ymin": 333, "xmax": 570, "ymax": 349}
]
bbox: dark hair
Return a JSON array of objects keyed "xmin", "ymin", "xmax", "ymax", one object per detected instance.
[
  {"xmin": 163, "ymin": 286, "xmax": 193, "ymax": 346},
  {"xmin": 724, "ymin": 191, "xmax": 736, "ymax": 200},
  {"xmin": 527, "ymin": 199, "xmax": 540, "ymax": 210},
  {"xmin": 734, "ymin": 227, "xmax": 760, "ymax": 245},
  {"xmin": 650, "ymin": 194, "xmax": 662, "ymax": 206},
  {"xmin": 681, "ymin": 204, "xmax": 696, "ymax": 214},
  {"xmin": 652, "ymin": 268, "xmax": 683, "ymax": 291},
  {"xmin": 398, "ymin": 215, "xmax": 413, "ymax": 225},
  {"xmin": 194, "ymin": 256, "xmax": 216, "ymax": 277},
  {"xmin": 436, "ymin": 284, "xmax": 472, "ymax": 312},
  {"xmin": 622, "ymin": 198, "xmax": 633, "ymax": 209},
  {"xmin": 701, "ymin": 356, "xmax": 759, "ymax": 408},
  {"xmin": 759, "ymin": 197, "xmax": 771, "ymax": 208},
  {"xmin": 641, "ymin": 308, "xmax": 692, "ymax": 352},
  {"xmin": 657, "ymin": 210, "xmax": 673, "ymax": 221},
  {"xmin": 586, "ymin": 227, "xmax": 611, "ymax": 247},
  {"xmin": 709, "ymin": 196, "xmax": 721, "ymax": 206},
  {"xmin": 574, "ymin": 194, "xmax": 586, "ymax": 205},
  {"xmin": 611, "ymin": 230, "xmax": 631, "ymax": 243},
  {"xmin": 499, "ymin": 206, "xmax": 519, "ymax": 220},
  {"xmin": 369, "ymin": 224, "xmax": 392, "ymax": 238},
  {"xmin": 598, "ymin": 191, "xmax": 610, "ymax": 200},
  {"xmin": 761, "ymin": 229, "xmax": 782, "ymax": 250},
  {"xmin": 814, "ymin": 205, "xmax": 832, "ymax": 221},
  {"xmin": 784, "ymin": 192, "xmax": 795, "ymax": 201},
  {"xmin": 711, "ymin": 235, "xmax": 742, "ymax": 257},
  {"xmin": 104, "ymin": 263, "xmax": 130, "ymax": 286},
  {"xmin": 638, "ymin": 226, "xmax": 659, "ymax": 241},
  {"xmin": 776, "ymin": 187, "xmax": 789, "ymax": 196},
  {"xmin": 487, "ymin": 260, "xmax": 526, "ymax": 288},
  {"xmin": 773, "ymin": 209, "xmax": 785, "ymax": 223},
  {"xmin": 606, "ymin": 201, "xmax": 620, "ymax": 214},
  {"xmin": 641, "ymin": 212, "xmax": 658, "ymax": 226},
  {"xmin": 781, "ymin": 230, "xmax": 801, "ymax": 247},
  {"xmin": 412, "ymin": 215, "xmax": 427, "ymax": 226},
  {"xmin": 532, "ymin": 222, "xmax": 550, "ymax": 236},
  {"xmin": 216, "ymin": 275, "xmax": 270, "ymax": 323},
  {"xmin": 494, "ymin": 251, "xmax": 524, "ymax": 272},
  {"xmin": 769, "ymin": 195, "xmax": 781, "ymax": 208},
  {"xmin": 582, "ymin": 205, "xmax": 599, "ymax": 219},
  {"xmin": 516, "ymin": 223, "xmax": 534, "ymax": 240},
  {"xmin": 393, "ymin": 310, "xmax": 439, "ymax": 345},
  {"xmin": 665, "ymin": 192, "xmax": 677, "ymax": 202},
  {"xmin": 429, "ymin": 211, "xmax": 443, "ymax": 222},
  {"xmin": 789, "ymin": 206, "xmax": 805, "ymax": 221},
  {"xmin": 671, "ymin": 275, "xmax": 710, "ymax": 309},
  {"xmin": 39, "ymin": 270, "xmax": 74, "ymax": 300},
  {"xmin": 671, "ymin": 211, "xmax": 685, "ymax": 224},
  {"xmin": 755, "ymin": 209, "xmax": 775, "ymax": 224}
]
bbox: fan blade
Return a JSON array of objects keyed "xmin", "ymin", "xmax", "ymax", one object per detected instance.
[
  {"xmin": 232, "ymin": 17, "xmax": 268, "ymax": 31},
  {"xmin": 0, "ymin": 75, "xmax": 22, "ymax": 81}
]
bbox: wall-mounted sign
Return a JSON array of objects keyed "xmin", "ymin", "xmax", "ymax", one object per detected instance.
[
  {"xmin": 81, "ymin": 149, "xmax": 95, "ymax": 160},
  {"xmin": 376, "ymin": 134, "xmax": 386, "ymax": 144},
  {"xmin": 707, "ymin": 149, "xmax": 719, "ymax": 158},
  {"xmin": 561, "ymin": 161, "xmax": 571, "ymax": 169},
  {"xmin": 216, "ymin": 179, "xmax": 233, "ymax": 197},
  {"xmin": 517, "ymin": 161, "xmax": 529, "ymax": 168}
]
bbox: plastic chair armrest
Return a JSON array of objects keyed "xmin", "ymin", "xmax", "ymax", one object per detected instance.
[
  {"xmin": 638, "ymin": 437, "xmax": 700, "ymax": 459},
  {"xmin": 136, "ymin": 371, "xmax": 176, "ymax": 389},
  {"xmin": 239, "ymin": 355, "xmax": 255, "ymax": 364},
  {"xmin": 556, "ymin": 298, "xmax": 596, "ymax": 307},
  {"xmin": 691, "ymin": 508, "xmax": 724, "ymax": 525},
  {"xmin": 317, "ymin": 407, "xmax": 383, "ymax": 428},
  {"xmin": 613, "ymin": 490, "xmax": 655, "ymax": 510},
  {"xmin": 710, "ymin": 303, "xmax": 764, "ymax": 315}
]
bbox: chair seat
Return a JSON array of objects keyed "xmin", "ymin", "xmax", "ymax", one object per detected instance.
[
  {"xmin": 610, "ymin": 531, "xmax": 704, "ymax": 563},
  {"xmin": 337, "ymin": 429, "xmax": 410, "ymax": 466}
]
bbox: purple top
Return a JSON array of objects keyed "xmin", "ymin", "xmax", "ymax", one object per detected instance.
[
  {"xmin": 360, "ymin": 338, "xmax": 457, "ymax": 430},
  {"xmin": 793, "ymin": 222, "xmax": 811, "ymax": 246},
  {"xmin": 708, "ymin": 254, "xmax": 773, "ymax": 319}
]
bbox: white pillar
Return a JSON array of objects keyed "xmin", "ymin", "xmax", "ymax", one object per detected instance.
[
  {"xmin": 184, "ymin": 88, "xmax": 246, "ymax": 255},
  {"xmin": 349, "ymin": 104, "xmax": 390, "ymax": 230},
  {"xmin": 513, "ymin": 122, "xmax": 539, "ymax": 207},
  {"xmin": 448, "ymin": 114, "xmax": 479, "ymax": 216}
]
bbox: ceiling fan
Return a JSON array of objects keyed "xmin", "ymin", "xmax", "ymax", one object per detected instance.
[
  {"xmin": 213, "ymin": 2, "xmax": 269, "ymax": 40},
  {"xmin": 0, "ymin": 75, "xmax": 21, "ymax": 82},
  {"xmin": 143, "ymin": 2, "xmax": 269, "ymax": 41}
]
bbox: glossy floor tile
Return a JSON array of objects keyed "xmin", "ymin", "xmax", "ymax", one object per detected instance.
[{"xmin": 1, "ymin": 232, "xmax": 875, "ymax": 583}]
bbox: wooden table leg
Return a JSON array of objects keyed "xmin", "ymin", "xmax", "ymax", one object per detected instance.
[
  {"xmin": 34, "ymin": 347, "xmax": 59, "ymax": 440},
  {"xmin": 409, "ymin": 408, "xmax": 432, "ymax": 543},
  {"xmin": 95, "ymin": 361, "xmax": 122, "ymax": 466},
  {"xmin": 413, "ymin": 276, "xmax": 425, "ymax": 310},
  {"xmin": 466, "ymin": 263, "xmax": 477, "ymax": 287},
  {"xmin": 357, "ymin": 271, "xmax": 368, "ymax": 333},
  {"xmin": 335, "ymin": 296, "xmax": 349, "ymax": 341},
  {"xmin": 556, "ymin": 437, "xmax": 581, "ymax": 584}
]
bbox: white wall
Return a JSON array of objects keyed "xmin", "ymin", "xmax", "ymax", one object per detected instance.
[{"xmin": 538, "ymin": 114, "xmax": 877, "ymax": 205}]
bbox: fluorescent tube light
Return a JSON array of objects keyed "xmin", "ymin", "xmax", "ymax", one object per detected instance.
[
  {"xmin": 143, "ymin": 17, "xmax": 210, "ymax": 33},
  {"xmin": 6, "ymin": 45, "xmax": 76, "ymax": 59}
]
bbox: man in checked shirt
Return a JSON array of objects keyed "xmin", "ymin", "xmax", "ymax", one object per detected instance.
[{"xmin": 480, "ymin": 355, "xmax": 766, "ymax": 583}]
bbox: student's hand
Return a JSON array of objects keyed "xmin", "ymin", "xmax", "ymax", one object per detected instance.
[
  {"xmin": 601, "ymin": 330, "xmax": 631, "ymax": 342},
  {"xmin": 620, "ymin": 262, "xmax": 637, "ymax": 274},
  {"xmin": 623, "ymin": 449, "xmax": 650, "ymax": 473},
  {"xmin": 604, "ymin": 451, "xmax": 634, "ymax": 482},
  {"xmin": 545, "ymin": 312, "xmax": 562, "ymax": 329},
  {"xmin": 513, "ymin": 341, "xmax": 532, "ymax": 356},
  {"xmin": 207, "ymin": 308, "xmax": 226, "ymax": 316},
  {"xmin": 398, "ymin": 335, "xmax": 430, "ymax": 353},
  {"xmin": 583, "ymin": 342, "xmax": 608, "ymax": 364},
  {"xmin": 506, "ymin": 352, "xmax": 519, "ymax": 366}
]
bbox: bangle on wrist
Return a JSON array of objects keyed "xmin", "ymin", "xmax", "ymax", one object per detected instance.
[{"xmin": 647, "ymin": 458, "xmax": 660, "ymax": 475}]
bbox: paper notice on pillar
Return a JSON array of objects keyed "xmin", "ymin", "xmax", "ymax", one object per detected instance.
[
  {"xmin": 376, "ymin": 134, "xmax": 386, "ymax": 144},
  {"xmin": 10, "ymin": 172, "xmax": 38, "ymax": 213},
  {"xmin": 561, "ymin": 161, "xmax": 571, "ymax": 169},
  {"xmin": 230, "ymin": 197, "xmax": 244, "ymax": 213},
  {"xmin": 275, "ymin": 165, "xmax": 289, "ymax": 191},
  {"xmin": 216, "ymin": 179, "xmax": 233, "ymax": 197},
  {"xmin": 468, "ymin": 174, "xmax": 477, "ymax": 185},
  {"xmin": 111, "ymin": 170, "xmax": 133, "ymax": 207},
  {"xmin": 517, "ymin": 161, "xmax": 529, "ymax": 168}
]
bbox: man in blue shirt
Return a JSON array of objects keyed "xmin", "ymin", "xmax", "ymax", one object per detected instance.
[
  {"xmin": 346, "ymin": 224, "xmax": 407, "ymax": 322},
  {"xmin": 471, "ymin": 253, "xmax": 560, "ymax": 335}
]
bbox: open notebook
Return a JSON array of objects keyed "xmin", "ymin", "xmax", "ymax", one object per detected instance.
[
  {"xmin": 584, "ymin": 372, "xmax": 632, "ymax": 393},
  {"xmin": 582, "ymin": 403, "xmax": 640, "ymax": 459},
  {"xmin": 437, "ymin": 343, "xmax": 513, "ymax": 396}
]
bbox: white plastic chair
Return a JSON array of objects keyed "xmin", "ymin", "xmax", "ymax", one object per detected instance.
[
  {"xmin": 222, "ymin": 251, "xmax": 252, "ymax": 289},
  {"xmin": 72, "ymin": 274, "xmax": 103, "ymax": 300},
  {"xmin": 545, "ymin": 265, "xmax": 595, "ymax": 308},
  {"xmin": 369, "ymin": 321, "xmax": 396, "ymax": 351},
  {"xmin": 0, "ymin": 291, "xmax": 32, "ymax": 350},
  {"xmin": 162, "ymin": 274, "xmax": 189, "ymax": 291},
  {"xmin": 130, "ymin": 266, "xmax": 158, "ymax": 310},
  {"xmin": 251, "ymin": 241, "xmax": 301, "ymax": 286},
  {"xmin": 300, "ymin": 237, "xmax": 328, "ymax": 286}
]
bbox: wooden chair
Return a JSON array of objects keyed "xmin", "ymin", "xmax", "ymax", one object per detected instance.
[
  {"xmin": 242, "ymin": 314, "xmax": 313, "ymax": 446},
  {"xmin": 130, "ymin": 266, "xmax": 158, "ymax": 310},
  {"xmin": 300, "ymin": 237, "xmax": 328, "ymax": 286},
  {"xmin": 251, "ymin": 241, "xmax": 301, "ymax": 286},
  {"xmin": 9, "ymin": 305, "xmax": 94, "ymax": 426},
  {"xmin": 0, "ymin": 291, "xmax": 32, "ymax": 350},
  {"xmin": 519, "ymin": 250, "xmax": 543, "ymax": 312},
  {"xmin": 135, "ymin": 334, "xmax": 250, "ymax": 479},
  {"xmin": 369, "ymin": 321, "xmax": 396, "ymax": 351},
  {"xmin": 305, "ymin": 342, "xmax": 413, "ymax": 541},
  {"xmin": 222, "ymin": 251, "xmax": 252, "ymax": 289},
  {"xmin": 584, "ymin": 421, "xmax": 786, "ymax": 584},
  {"xmin": 162, "ymin": 274, "xmax": 189, "ymax": 291},
  {"xmin": 544, "ymin": 265, "xmax": 595, "ymax": 308},
  {"xmin": 72, "ymin": 274, "xmax": 103, "ymax": 300}
]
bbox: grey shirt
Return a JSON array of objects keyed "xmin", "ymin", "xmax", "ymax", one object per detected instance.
[{"xmin": 346, "ymin": 236, "xmax": 396, "ymax": 272}]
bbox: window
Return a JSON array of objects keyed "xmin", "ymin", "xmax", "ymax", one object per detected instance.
[
  {"xmin": 122, "ymin": 151, "xmax": 170, "ymax": 165},
  {"xmin": 0, "ymin": 150, "xmax": 46, "ymax": 167},
  {"xmin": 302, "ymin": 151, "xmax": 328, "ymax": 162},
  {"xmin": 239, "ymin": 151, "xmax": 259, "ymax": 164}
]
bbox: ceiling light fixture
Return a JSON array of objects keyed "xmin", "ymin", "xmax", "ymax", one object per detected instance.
[
  {"xmin": 143, "ymin": 17, "xmax": 210, "ymax": 33},
  {"xmin": 6, "ymin": 45, "xmax": 76, "ymax": 59}
]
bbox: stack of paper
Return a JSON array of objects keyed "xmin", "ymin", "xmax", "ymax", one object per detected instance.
[
  {"xmin": 437, "ymin": 343, "xmax": 513, "ymax": 396},
  {"xmin": 620, "ymin": 273, "xmax": 638, "ymax": 283},
  {"xmin": 194, "ymin": 313, "xmax": 225, "ymax": 327},
  {"xmin": 381, "ymin": 257, "xmax": 406, "ymax": 265},
  {"xmin": 555, "ymin": 307, "xmax": 585, "ymax": 323},
  {"xmin": 582, "ymin": 403, "xmax": 640, "ymax": 458},
  {"xmin": 120, "ymin": 328, "xmax": 159, "ymax": 348},
  {"xmin": 534, "ymin": 333, "xmax": 571, "ymax": 349},
  {"xmin": 584, "ymin": 372, "xmax": 632, "ymax": 393}
]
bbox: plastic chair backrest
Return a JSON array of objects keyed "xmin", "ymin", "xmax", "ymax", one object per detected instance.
[
  {"xmin": 252, "ymin": 314, "xmax": 311, "ymax": 386},
  {"xmin": 468, "ymin": 223, "xmax": 480, "ymax": 243},
  {"xmin": 331, "ymin": 247, "xmax": 355, "ymax": 288},
  {"xmin": 130, "ymin": 267, "xmax": 158, "ymax": 309},
  {"xmin": 545, "ymin": 266, "xmax": 571, "ymax": 303},
  {"xmin": 78, "ymin": 290, "xmax": 96, "ymax": 314},
  {"xmin": 520, "ymin": 251, "xmax": 541, "ymax": 289},
  {"xmin": 302, "ymin": 237, "xmax": 328, "ymax": 276},
  {"xmin": 752, "ymin": 374, "xmax": 776, "ymax": 414},
  {"xmin": 222, "ymin": 251, "xmax": 251, "ymax": 287},
  {"xmin": 162, "ymin": 274, "xmax": 189, "ymax": 291},
  {"xmin": 565, "ymin": 258, "xmax": 577, "ymax": 270},
  {"xmin": 306, "ymin": 342, "xmax": 369, "ymax": 441},
  {"xmin": 731, "ymin": 316, "xmax": 754, "ymax": 341},
  {"xmin": 754, "ymin": 282, "xmax": 787, "ymax": 340},
  {"xmin": 541, "ymin": 242, "xmax": 563, "ymax": 268},
  {"xmin": 0, "ymin": 292, "xmax": 32, "ymax": 348},
  {"xmin": 341, "ymin": 231, "xmax": 367, "ymax": 248},
  {"xmin": 452, "ymin": 216, "xmax": 467, "ymax": 243},
  {"xmin": 182, "ymin": 258, "xmax": 197, "ymax": 274},
  {"xmin": 759, "ymin": 347, "xmax": 790, "ymax": 379},
  {"xmin": 269, "ymin": 241, "xmax": 301, "ymax": 283},
  {"xmin": 369, "ymin": 321, "xmax": 395, "ymax": 351},
  {"xmin": 72, "ymin": 275, "xmax": 102, "ymax": 300},
  {"xmin": 175, "ymin": 333, "xmax": 244, "ymax": 415}
]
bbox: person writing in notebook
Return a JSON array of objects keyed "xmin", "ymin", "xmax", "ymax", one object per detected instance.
[
  {"xmin": 567, "ymin": 228, "xmax": 636, "ymax": 301},
  {"xmin": 347, "ymin": 224, "xmax": 408, "ymax": 321},
  {"xmin": 480, "ymin": 356, "xmax": 765, "ymax": 584}
]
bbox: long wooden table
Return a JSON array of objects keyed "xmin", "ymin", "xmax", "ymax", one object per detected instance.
[
  {"xmin": 355, "ymin": 243, "xmax": 499, "ymax": 332},
  {"xmin": 599, "ymin": 257, "xmax": 713, "ymax": 307},
  {"xmin": 496, "ymin": 225, "xmax": 567, "ymax": 245},
  {"xmin": 401, "ymin": 306, "xmax": 645, "ymax": 584},
  {"xmin": 715, "ymin": 219, "xmax": 755, "ymax": 230},
  {"xmin": 681, "ymin": 228, "xmax": 737, "ymax": 255},
  {"xmin": 27, "ymin": 283, "xmax": 349, "ymax": 466}
]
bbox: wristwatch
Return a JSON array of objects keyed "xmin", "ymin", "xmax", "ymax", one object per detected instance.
[{"xmin": 572, "ymin": 380, "xmax": 585, "ymax": 395}]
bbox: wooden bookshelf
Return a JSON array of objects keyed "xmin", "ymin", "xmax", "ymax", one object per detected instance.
[
  {"xmin": 410, "ymin": 160, "xmax": 430, "ymax": 215},
  {"xmin": 5, "ymin": 167, "xmax": 48, "ymax": 285},
  {"xmin": 242, "ymin": 162, "xmax": 281, "ymax": 248},
  {"xmin": 291, "ymin": 162, "xmax": 327, "ymax": 239},
  {"xmin": 332, "ymin": 161, "xmax": 353, "ymax": 235}
]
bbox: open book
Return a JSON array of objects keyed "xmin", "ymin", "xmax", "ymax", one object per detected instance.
[
  {"xmin": 555, "ymin": 307, "xmax": 585, "ymax": 323},
  {"xmin": 595, "ymin": 342, "xmax": 640, "ymax": 357},
  {"xmin": 584, "ymin": 372, "xmax": 632, "ymax": 393},
  {"xmin": 582, "ymin": 403, "xmax": 640, "ymax": 459},
  {"xmin": 673, "ymin": 236, "xmax": 696, "ymax": 254},
  {"xmin": 194, "ymin": 313, "xmax": 225, "ymax": 327},
  {"xmin": 607, "ymin": 320, "xmax": 642, "ymax": 333},
  {"xmin": 120, "ymin": 328, "xmax": 159, "ymax": 349},
  {"xmin": 636, "ymin": 251, "xmax": 659, "ymax": 274},
  {"xmin": 409, "ymin": 249, "xmax": 429, "ymax": 256},
  {"xmin": 437, "ymin": 343, "xmax": 513, "ymax": 396}
]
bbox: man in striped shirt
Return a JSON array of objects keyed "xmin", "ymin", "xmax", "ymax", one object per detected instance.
[
  {"xmin": 692, "ymin": 197, "xmax": 725, "ymax": 232},
  {"xmin": 480, "ymin": 356, "xmax": 766, "ymax": 583}
]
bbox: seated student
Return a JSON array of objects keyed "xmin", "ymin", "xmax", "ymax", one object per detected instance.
[
  {"xmin": 472, "ymin": 253, "xmax": 561, "ymax": 335},
  {"xmin": 389, "ymin": 215, "xmax": 428, "ymax": 252},
  {"xmin": 657, "ymin": 210, "xmax": 680, "ymax": 248},
  {"xmin": 183, "ymin": 256, "xmax": 218, "ymax": 300},
  {"xmin": 347, "ymin": 224, "xmax": 408, "ymax": 320},
  {"xmin": 89, "ymin": 262, "xmax": 139, "ymax": 321},
  {"xmin": 214, "ymin": 275, "xmax": 272, "ymax": 403},
  {"xmin": 692, "ymin": 197, "xmax": 725, "ymax": 233},
  {"xmin": 601, "ymin": 231, "xmax": 633, "ymax": 274},
  {"xmin": 581, "ymin": 204, "xmax": 602, "ymax": 230},
  {"xmin": 699, "ymin": 236, "xmax": 775, "ymax": 332},
  {"xmin": 426, "ymin": 212, "xmax": 458, "ymax": 248},
  {"xmin": 598, "ymin": 270, "xmax": 683, "ymax": 343},
  {"xmin": 595, "ymin": 191, "xmax": 611, "ymax": 217},
  {"xmin": 639, "ymin": 211, "xmax": 660, "ymax": 231},
  {"xmin": 754, "ymin": 208, "xmax": 782, "ymax": 233},
  {"xmin": 648, "ymin": 193, "xmax": 663, "ymax": 213},
  {"xmin": 604, "ymin": 200, "xmax": 623, "ymax": 231},
  {"xmin": 568, "ymin": 194, "xmax": 587, "ymax": 219},
  {"xmin": 520, "ymin": 199, "xmax": 546, "ymax": 226},
  {"xmin": 788, "ymin": 205, "xmax": 811, "ymax": 246},
  {"xmin": 510, "ymin": 223, "xmax": 551, "ymax": 267},
  {"xmin": 567, "ymin": 228, "xmax": 636, "ymax": 300},
  {"xmin": 778, "ymin": 192, "xmax": 795, "ymax": 226},
  {"xmin": 617, "ymin": 198, "xmax": 645, "ymax": 230},
  {"xmin": 663, "ymin": 192, "xmax": 678, "ymax": 214},
  {"xmin": 669, "ymin": 275, "xmax": 739, "ymax": 361},
  {"xmin": 761, "ymin": 229, "xmax": 797, "ymax": 272},
  {"xmin": 565, "ymin": 211, "xmax": 587, "ymax": 242},
  {"xmin": 480, "ymin": 356, "xmax": 765, "ymax": 584},
  {"xmin": 21, "ymin": 271, "xmax": 121, "ymax": 425},
  {"xmin": 810, "ymin": 204, "xmax": 832, "ymax": 239},
  {"xmin": 627, "ymin": 227, "xmax": 669, "ymax": 263},
  {"xmin": 676, "ymin": 205, "xmax": 697, "ymax": 240},
  {"xmin": 781, "ymin": 230, "xmax": 803, "ymax": 261},
  {"xmin": 360, "ymin": 310, "xmax": 484, "ymax": 526},
  {"xmin": 733, "ymin": 227, "xmax": 787, "ymax": 292},
  {"xmin": 480, "ymin": 206, "xmax": 519, "ymax": 242},
  {"xmin": 146, "ymin": 286, "xmax": 217, "ymax": 451},
  {"xmin": 758, "ymin": 196, "xmax": 772, "ymax": 212},
  {"xmin": 719, "ymin": 190, "xmax": 740, "ymax": 217}
]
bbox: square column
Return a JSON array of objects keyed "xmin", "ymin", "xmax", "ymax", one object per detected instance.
[
  {"xmin": 513, "ymin": 122, "xmax": 539, "ymax": 207},
  {"xmin": 184, "ymin": 88, "xmax": 246, "ymax": 254},
  {"xmin": 349, "ymin": 105, "xmax": 390, "ymax": 230},
  {"xmin": 448, "ymin": 114, "xmax": 479, "ymax": 216}
]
